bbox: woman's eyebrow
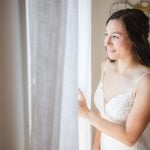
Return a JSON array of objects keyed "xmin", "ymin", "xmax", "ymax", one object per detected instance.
[
  {"xmin": 105, "ymin": 31, "xmax": 122, "ymax": 35},
  {"xmin": 111, "ymin": 32, "xmax": 122, "ymax": 35}
]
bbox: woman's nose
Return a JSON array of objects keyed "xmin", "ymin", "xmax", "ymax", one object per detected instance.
[{"xmin": 105, "ymin": 36, "xmax": 112, "ymax": 47}]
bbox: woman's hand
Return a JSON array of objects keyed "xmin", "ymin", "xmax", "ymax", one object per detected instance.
[{"xmin": 78, "ymin": 89, "xmax": 89, "ymax": 118}]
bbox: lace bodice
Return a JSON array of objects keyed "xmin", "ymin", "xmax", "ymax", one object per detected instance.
[
  {"xmin": 94, "ymin": 81, "xmax": 134, "ymax": 125},
  {"xmin": 94, "ymin": 60, "xmax": 150, "ymax": 150}
]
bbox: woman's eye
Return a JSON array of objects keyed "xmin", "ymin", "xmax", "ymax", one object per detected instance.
[{"xmin": 112, "ymin": 35, "xmax": 119, "ymax": 39}]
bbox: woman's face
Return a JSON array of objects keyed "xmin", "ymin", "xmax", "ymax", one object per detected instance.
[{"xmin": 104, "ymin": 19, "xmax": 133, "ymax": 60}]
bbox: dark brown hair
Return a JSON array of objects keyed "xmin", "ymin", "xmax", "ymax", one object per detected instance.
[{"xmin": 106, "ymin": 8, "xmax": 150, "ymax": 66}]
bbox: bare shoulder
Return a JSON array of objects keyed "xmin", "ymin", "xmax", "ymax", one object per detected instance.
[
  {"xmin": 137, "ymin": 69, "xmax": 150, "ymax": 91},
  {"xmin": 134, "ymin": 70, "xmax": 150, "ymax": 111},
  {"xmin": 136, "ymin": 71, "xmax": 150, "ymax": 92}
]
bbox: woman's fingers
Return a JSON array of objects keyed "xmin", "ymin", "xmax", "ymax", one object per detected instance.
[
  {"xmin": 79, "ymin": 99, "xmax": 85, "ymax": 106},
  {"xmin": 78, "ymin": 88, "xmax": 86, "ymax": 101},
  {"xmin": 78, "ymin": 89, "xmax": 89, "ymax": 118}
]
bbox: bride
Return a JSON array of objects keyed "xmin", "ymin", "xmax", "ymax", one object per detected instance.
[{"xmin": 79, "ymin": 8, "xmax": 150, "ymax": 150}]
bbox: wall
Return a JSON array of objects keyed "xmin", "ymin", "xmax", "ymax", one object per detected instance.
[
  {"xmin": 91, "ymin": 0, "xmax": 114, "ymax": 111},
  {"xmin": 91, "ymin": 0, "xmax": 114, "ymax": 95},
  {"xmin": 0, "ymin": 1, "xmax": 28, "ymax": 150}
]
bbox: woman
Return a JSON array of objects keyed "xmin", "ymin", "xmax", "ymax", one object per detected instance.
[{"xmin": 79, "ymin": 9, "xmax": 150, "ymax": 150}]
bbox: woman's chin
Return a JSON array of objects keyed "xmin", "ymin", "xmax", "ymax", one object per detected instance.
[{"xmin": 107, "ymin": 55, "xmax": 116, "ymax": 61}]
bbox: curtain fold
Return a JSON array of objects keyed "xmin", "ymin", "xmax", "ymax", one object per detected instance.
[
  {"xmin": 28, "ymin": 0, "xmax": 79, "ymax": 149},
  {"xmin": 78, "ymin": 0, "xmax": 91, "ymax": 150}
]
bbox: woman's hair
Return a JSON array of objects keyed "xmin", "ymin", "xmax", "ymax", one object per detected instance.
[{"xmin": 106, "ymin": 8, "xmax": 150, "ymax": 66}]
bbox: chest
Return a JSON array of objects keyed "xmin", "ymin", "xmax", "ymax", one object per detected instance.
[{"xmin": 102, "ymin": 71, "xmax": 135, "ymax": 103}]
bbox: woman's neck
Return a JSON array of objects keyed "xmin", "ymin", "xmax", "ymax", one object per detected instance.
[{"xmin": 115, "ymin": 58, "xmax": 139, "ymax": 75}]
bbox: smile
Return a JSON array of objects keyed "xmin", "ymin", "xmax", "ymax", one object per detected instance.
[{"xmin": 107, "ymin": 49, "xmax": 116, "ymax": 53}]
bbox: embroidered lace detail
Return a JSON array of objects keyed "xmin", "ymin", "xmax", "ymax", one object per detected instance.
[{"xmin": 94, "ymin": 81, "xmax": 134, "ymax": 124}]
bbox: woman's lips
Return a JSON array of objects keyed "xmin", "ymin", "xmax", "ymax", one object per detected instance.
[{"xmin": 107, "ymin": 49, "xmax": 116, "ymax": 53}]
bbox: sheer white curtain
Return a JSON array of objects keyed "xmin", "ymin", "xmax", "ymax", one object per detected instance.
[
  {"xmin": 0, "ymin": 0, "xmax": 92, "ymax": 150},
  {"xmin": 78, "ymin": 0, "xmax": 92, "ymax": 150},
  {"xmin": 27, "ymin": 0, "xmax": 79, "ymax": 149}
]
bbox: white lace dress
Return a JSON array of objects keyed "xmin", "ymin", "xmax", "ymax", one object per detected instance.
[{"xmin": 94, "ymin": 63, "xmax": 150, "ymax": 150}]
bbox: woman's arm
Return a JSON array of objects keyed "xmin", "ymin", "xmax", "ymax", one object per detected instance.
[
  {"xmin": 92, "ymin": 128, "xmax": 100, "ymax": 150},
  {"xmin": 92, "ymin": 111, "xmax": 101, "ymax": 150},
  {"xmin": 79, "ymin": 75, "xmax": 150, "ymax": 146}
]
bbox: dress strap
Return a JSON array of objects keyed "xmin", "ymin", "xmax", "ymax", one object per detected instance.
[
  {"xmin": 134, "ymin": 71, "xmax": 150, "ymax": 88},
  {"xmin": 132, "ymin": 72, "xmax": 150, "ymax": 98},
  {"xmin": 100, "ymin": 59, "xmax": 109, "ymax": 82}
]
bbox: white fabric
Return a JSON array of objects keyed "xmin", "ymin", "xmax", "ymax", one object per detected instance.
[
  {"xmin": 78, "ymin": 0, "xmax": 91, "ymax": 150},
  {"xmin": 28, "ymin": 0, "xmax": 79, "ymax": 150},
  {"xmin": 94, "ymin": 63, "xmax": 150, "ymax": 150}
]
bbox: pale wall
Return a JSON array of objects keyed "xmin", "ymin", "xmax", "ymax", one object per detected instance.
[{"xmin": 91, "ymin": 0, "xmax": 114, "ymax": 105}]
